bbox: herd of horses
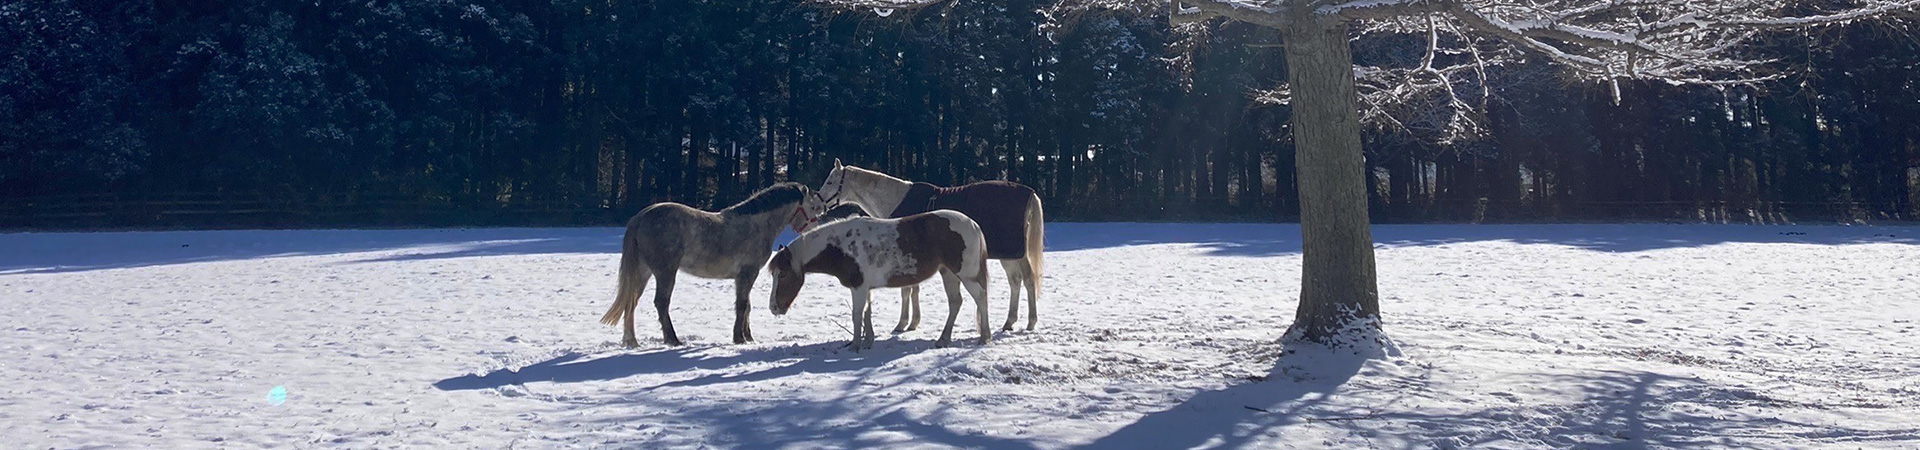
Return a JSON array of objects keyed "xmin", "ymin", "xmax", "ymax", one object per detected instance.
[{"xmin": 598, "ymin": 160, "xmax": 1046, "ymax": 350}]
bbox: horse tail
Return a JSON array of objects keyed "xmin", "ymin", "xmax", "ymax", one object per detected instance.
[
  {"xmin": 601, "ymin": 232, "xmax": 647, "ymax": 326},
  {"xmin": 1023, "ymin": 192, "xmax": 1044, "ymax": 299}
]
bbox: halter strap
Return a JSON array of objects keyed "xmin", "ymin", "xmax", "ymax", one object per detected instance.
[
  {"xmin": 791, "ymin": 205, "xmax": 823, "ymax": 233},
  {"xmin": 815, "ymin": 169, "xmax": 846, "ymax": 204}
]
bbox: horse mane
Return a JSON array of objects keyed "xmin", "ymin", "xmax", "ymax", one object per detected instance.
[
  {"xmin": 843, "ymin": 165, "xmax": 910, "ymax": 186},
  {"xmin": 814, "ymin": 202, "xmax": 872, "ymax": 227},
  {"xmin": 723, "ymin": 182, "xmax": 808, "ymax": 216}
]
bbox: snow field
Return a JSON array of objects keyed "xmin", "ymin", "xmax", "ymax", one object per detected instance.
[{"xmin": 1, "ymin": 223, "xmax": 1916, "ymax": 448}]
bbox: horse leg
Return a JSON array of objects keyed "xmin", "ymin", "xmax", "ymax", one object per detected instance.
[
  {"xmin": 654, "ymin": 270, "xmax": 682, "ymax": 346},
  {"xmin": 910, "ymin": 285, "xmax": 922, "ymax": 331},
  {"xmin": 908, "ymin": 285, "xmax": 924, "ymax": 331},
  {"xmin": 935, "ymin": 270, "xmax": 965, "ymax": 348},
  {"xmin": 964, "ymin": 272, "xmax": 993, "ymax": 346},
  {"xmin": 620, "ymin": 268, "xmax": 653, "ymax": 348},
  {"xmin": 1000, "ymin": 260, "xmax": 1025, "ymax": 331},
  {"xmin": 732, "ymin": 269, "xmax": 757, "ymax": 344},
  {"xmin": 892, "ymin": 286, "xmax": 913, "ymax": 334},
  {"xmin": 860, "ymin": 292, "xmax": 878, "ymax": 349},
  {"xmin": 849, "ymin": 288, "xmax": 872, "ymax": 351},
  {"xmin": 1019, "ymin": 259, "xmax": 1039, "ymax": 331}
]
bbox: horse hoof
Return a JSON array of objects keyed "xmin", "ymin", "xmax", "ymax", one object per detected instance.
[
  {"xmin": 664, "ymin": 338, "xmax": 685, "ymax": 347},
  {"xmin": 621, "ymin": 340, "xmax": 640, "ymax": 348},
  {"xmin": 891, "ymin": 327, "xmax": 908, "ymax": 334}
]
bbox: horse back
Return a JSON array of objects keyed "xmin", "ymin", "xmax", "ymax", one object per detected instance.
[
  {"xmin": 896, "ymin": 211, "xmax": 985, "ymax": 276},
  {"xmin": 890, "ymin": 181, "xmax": 1034, "ymax": 259},
  {"xmin": 627, "ymin": 202, "xmax": 752, "ymax": 278}
]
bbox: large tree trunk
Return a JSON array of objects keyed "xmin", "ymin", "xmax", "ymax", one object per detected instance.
[{"xmin": 1280, "ymin": 17, "xmax": 1380, "ymax": 342}]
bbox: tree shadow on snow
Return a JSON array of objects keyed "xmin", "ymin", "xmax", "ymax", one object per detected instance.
[
  {"xmin": 1267, "ymin": 368, "xmax": 1920, "ymax": 449},
  {"xmin": 1379, "ymin": 369, "xmax": 1920, "ymax": 449},
  {"xmin": 561, "ymin": 338, "xmax": 1376, "ymax": 450},
  {"xmin": 5, "ymin": 223, "xmax": 1911, "ymax": 273},
  {"xmin": 1053, "ymin": 361, "xmax": 1917, "ymax": 449},
  {"xmin": 564, "ymin": 343, "xmax": 1044, "ymax": 450},
  {"xmin": 432, "ymin": 339, "xmax": 935, "ymax": 392},
  {"xmin": 443, "ymin": 335, "xmax": 1920, "ymax": 448},
  {"xmin": 1060, "ymin": 342, "xmax": 1374, "ymax": 450},
  {"xmin": 1045, "ymin": 222, "xmax": 1917, "ymax": 256},
  {"xmin": 0, "ymin": 228, "xmax": 621, "ymax": 274}
]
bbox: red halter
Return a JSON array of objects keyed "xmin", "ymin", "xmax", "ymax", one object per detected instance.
[{"xmin": 791, "ymin": 206, "xmax": 823, "ymax": 233}]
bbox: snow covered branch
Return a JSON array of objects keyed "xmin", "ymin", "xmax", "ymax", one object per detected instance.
[
  {"xmin": 1171, "ymin": 1, "xmax": 1291, "ymax": 28},
  {"xmin": 1326, "ymin": 0, "xmax": 1915, "ymax": 140},
  {"xmin": 1416, "ymin": 0, "xmax": 1920, "ymax": 95},
  {"xmin": 824, "ymin": 0, "xmax": 952, "ymax": 8},
  {"xmin": 819, "ymin": 0, "xmax": 1918, "ymax": 144}
]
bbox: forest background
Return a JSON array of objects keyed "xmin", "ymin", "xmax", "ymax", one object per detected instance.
[{"xmin": 4, "ymin": 1, "xmax": 1917, "ymax": 227}]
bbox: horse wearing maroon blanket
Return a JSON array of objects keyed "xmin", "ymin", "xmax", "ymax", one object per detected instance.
[{"xmin": 815, "ymin": 160, "xmax": 1045, "ymax": 333}]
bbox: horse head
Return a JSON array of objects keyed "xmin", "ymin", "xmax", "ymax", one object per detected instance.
[
  {"xmin": 786, "ymin": 186, "xmax": 834, "ymax": 233},
  {"xmin": 816, "ymin": 161, "xmax": 850, "ymax": 206},
  {"xmin": 767, "ymin": 248, "xmax": 803, "ymax": 315}
]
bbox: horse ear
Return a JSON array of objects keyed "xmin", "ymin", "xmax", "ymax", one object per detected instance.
[{"xmin": 834, "ymin": 158, "xmax": 842, "ymax": 168}]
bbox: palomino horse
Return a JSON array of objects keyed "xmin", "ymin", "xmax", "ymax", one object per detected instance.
[
  {"xmin": 601, "ymin": 182, "xmax": 828, "ymax": 347},
  {"xmin": 815, "ymin": 160, "xmax": 1045, "ymax": 333},
  {"xmin": 768, "ymin": 210, "xmax": 993, "ymax": 350}
]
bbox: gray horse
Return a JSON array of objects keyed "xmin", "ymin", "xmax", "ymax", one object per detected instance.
[{"xmin": 600, "ymin": 182, "xmax": 828, "ymax": 347}]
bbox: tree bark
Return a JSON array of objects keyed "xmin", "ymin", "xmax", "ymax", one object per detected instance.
[{"xmin": 1280, "ymin": 16, "xmax": 1380, "ymax": 342}]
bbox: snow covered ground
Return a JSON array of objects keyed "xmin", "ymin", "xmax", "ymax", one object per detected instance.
[{"xmin": 3, "ymin": 223, "xmax": 1917, "ymax": 449}]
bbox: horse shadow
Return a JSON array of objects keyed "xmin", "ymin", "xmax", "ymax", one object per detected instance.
[
  {"xmin": 432, "ymin": 339, "xmax": 940, "ymax": 392},
  {"xmin": 435, "ymin": 336, "xmax": 1919, "ymax": 448}
]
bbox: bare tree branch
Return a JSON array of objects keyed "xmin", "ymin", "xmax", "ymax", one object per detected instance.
[
  {"xmin": 1172, "ymin": 1, "xmax": 1292, "ymax": 28},
  {"xmin": 815, "ymin": 0, "xmax": 1919, "ymax": 143}
]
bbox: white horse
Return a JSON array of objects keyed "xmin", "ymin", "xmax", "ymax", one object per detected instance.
[
  {"xmin": 815, "ymin": 160, "xmax": 1045, "ymax": 333},
  {"xmin": 767, "ymin": 210, "xmax": 993, "ymax": 350}
]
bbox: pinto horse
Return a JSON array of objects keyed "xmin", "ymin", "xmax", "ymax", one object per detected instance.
[
  {"xmin": 600, "ymin": 182, "xmax": 829, "ymax": 347},
  {"xmin": 768, "ymin": 210, "xmax": 993, "ymax": 350},
  {"xmin": 815, "ymin": 160, "xmax": 1045, "ymax": 333}
]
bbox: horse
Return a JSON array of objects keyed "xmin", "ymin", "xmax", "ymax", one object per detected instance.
[
  {"xmin": 767, "ymin": 210, "xmax": 993, "ymax": 350},
  {"xmin": 817, "ymin": 202, "xmax": 874, "ymax": 222},
  {"xmin": 815, "ymin": 160, "xmax": 1045, "ymax": 333},
  {"xmin": 600, "ymin": 182, "xmax": 829, "ymax": 347}
]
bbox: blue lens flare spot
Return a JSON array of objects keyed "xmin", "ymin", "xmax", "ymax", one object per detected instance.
[{"xmin": 267, "ymin": 386, "xmax": 287, "ymax": 406}]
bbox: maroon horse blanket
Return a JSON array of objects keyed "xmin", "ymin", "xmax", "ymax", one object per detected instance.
[{"xmin": 888, "ymin": 181, "xmax": 1036, "ymax": 259}]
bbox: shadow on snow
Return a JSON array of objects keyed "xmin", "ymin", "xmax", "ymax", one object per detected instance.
[
  {"xmin": 3, "ymin": 223, "xmax": 1911, "ymax": 273},
  {"xmin": 433, "ymin": 339, "xmax": 941, "ymax": 392},
  {"xmin": 0, "ymin": 227, "xmax": 621, "ymax": 274},
  {"xmin": 435, "ymin": 339, "xmax": 1920, "ymax": 449}
]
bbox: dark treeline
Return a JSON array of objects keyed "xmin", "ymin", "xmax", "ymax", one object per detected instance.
[{"xmin": 3, "ymin": 0, "xmax": 1918, "ymax": 227}]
